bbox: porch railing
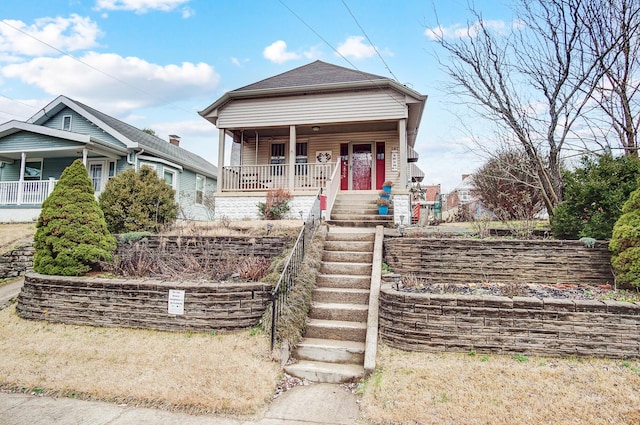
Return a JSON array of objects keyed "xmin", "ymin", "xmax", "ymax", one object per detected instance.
[
  {"xmin": 222, "ymin": 163, "xmax": 336, "ymax": 191},
  {"xmin": 0, "ymin": 180, "xmax": 57, "ymax": 205},
  {"xmin": 269, "ymin": 190, "xmax": 321, "ymax": 350}
]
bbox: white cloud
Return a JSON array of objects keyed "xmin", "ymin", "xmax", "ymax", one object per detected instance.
[
  {"xmin": 94, "ymin": 0, "xmax": 190, "ymax": 14},
  {"xmin": 1, "ymin": 52, "xmax": 220, "ymax": 115},
  {"xmin": 336, "ymin": 36, "xmax": 376, "ymax": 60},
  {"xmin": 425, "ymin": 20, "xmax": 513, "ymax": 40},
  {"xmin": 0, "ymin": 15, "xmax": 102, "ymax": 59},
  {"xmin": 230, "ymin": 57, "xmax": 250, "ymax": 67},
  {"xmin": 150, "ymin": 118, "xmax": 215, "ymax": 139},
  {"xmin": 303, "ymin": 45, "xmax": 323, "ymax": 60},
  {"xmin": 181, "ymin": 6, "xmax": 195, "ymax": 18},
  {"xmin": 263, "ymin": 40, "xmax": 300, "ymax": 64},
  {"xmin": 0, "ymin": 96, "xmax": 47, "ymax": 122}
]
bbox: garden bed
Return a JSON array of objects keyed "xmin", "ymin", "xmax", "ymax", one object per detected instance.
[{"xmin": 395, "ymin": 280, "xmax": 639, "ymax": 302}]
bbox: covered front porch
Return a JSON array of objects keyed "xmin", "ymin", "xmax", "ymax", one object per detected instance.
[{"xmin": 212, "ymin": 121, "xmax": 420, "ymax": 223}]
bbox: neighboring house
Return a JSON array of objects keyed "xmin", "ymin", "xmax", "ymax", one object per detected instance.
[
  {"xmin": 199, "ymin": 60, "xmax": 427, "ymax": 223},
  {"xmin": 0, "ymin": 95, "xmax": 217, "ymax": 222},
  {"xmin": 445, "ymin": 174, "xmax": 474, "ymax": 209},
  {"xmin": 419, "ymin": 184, "xmax": 442, "ymax": 223},
  {"xmin": 444, "ymin": 174, "xmax": 493, "ymax": 220}
]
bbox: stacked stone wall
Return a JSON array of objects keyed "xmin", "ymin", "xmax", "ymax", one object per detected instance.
[
  {"xmin": 379, "ymin": 285, "xmax": 640, "ymax": 358},
  {"xmin": 18, "ymin": 273, "xmax": 272, "ymax": 332}
]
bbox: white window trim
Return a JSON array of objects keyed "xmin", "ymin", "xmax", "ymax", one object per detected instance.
[
  {"xmin": 163, "ymin": 168, "xmax": 177, "ymax": 190},
  {"xmin": 195, "ymin": 174, "xmax": 205, "ymax": 205},
  {"xmin": 23, "ymin": 158, "xmax": 43, "ymax": 181},
  {"xmin": 62, "ymin": 115, "xmax": 72, "ymax": 131},
  {"xmin": 87, "ymin": 159, "xmax": 109, "ymax": 194}
]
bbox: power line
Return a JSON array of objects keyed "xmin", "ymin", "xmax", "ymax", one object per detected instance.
[
  {"xmin": 277, "ymin": 0, "xmax": 406, "ymax": 107},
  {"xmin": 0, "ymin": 94, "xmax": 38, "ymax": 111},
  {"xmin": 0, "ymin": 20, "xmax": 193, "ymax": 115},
  {"xmin": 340, "ymin": 0, "xmax": 400, "ymax": 82}
]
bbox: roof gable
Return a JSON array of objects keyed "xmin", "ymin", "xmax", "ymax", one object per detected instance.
[{"xmin": 27, "ymin": 96, "xmax": 217, "ymax": 177}]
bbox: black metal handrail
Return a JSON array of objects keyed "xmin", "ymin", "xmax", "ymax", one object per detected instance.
[{"xmin": 269, "ymin": 190, "xmax": 321, "ymax": 350}]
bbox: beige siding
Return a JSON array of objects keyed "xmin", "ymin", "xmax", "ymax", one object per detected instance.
[
  {"xmin": 218, "ymin": 90, "xmax": 407, "ymax": 128},
  {"xmin": 239, "ymin": 130, "xmax": 403, "ymax": 187}
]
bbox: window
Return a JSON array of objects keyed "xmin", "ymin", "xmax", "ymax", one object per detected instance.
[
  {"xmin": 164, "ymin": 169, "xmax": 176, "ymax": 189},
  {"xmin": 108, "ymin": 161, "xmax": 116, "ymax": 180},
  {"xmin": 271, "ymin": 143, "xmax": 285, "ymax": 175},
  {"xmin": 295, "ymin": 142, "xmax": 308, "ymax": 175},
  {"xmin": 89, "ymin": 163, "xmax": 103, "ymax": 192},
  {"xmin": 62, "ymin": 115, "xmax": 72, "ymax": 131},
  {"xmin": 195, "ymin": 174, "xmax": 205, "ymax": 204},
  {"xmin": 24, "ymin": 160, "xmax": 43, "ymax": 181}
]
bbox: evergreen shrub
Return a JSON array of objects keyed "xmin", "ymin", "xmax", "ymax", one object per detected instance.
[
  {"xmin": 99, "ymin": 166, "xmax": 178, "ymax": 233},
  {"xmin": 33, "ymin": 159, "xmax": 116, "ymax": 276}
]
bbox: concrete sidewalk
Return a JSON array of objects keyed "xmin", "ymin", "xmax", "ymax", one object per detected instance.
[
  {"xmin": 0, "ymin": 277, "xmax": 23, "ymax": 308},
  {"xmin": 0, "ymin": 384, "xmax": 360, "ymax": 425},
  {"xmin": 0, "ymin": 278, "xmax": 361, "ymax": 424}
]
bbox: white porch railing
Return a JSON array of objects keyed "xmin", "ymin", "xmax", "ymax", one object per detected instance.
[
  {"xmin": 221, "ymin": 163, "xmax": 336, "ymax": 191},
  {"xmin": 0, "ymin": 180, "xmax": 57, "ymax": 205}
]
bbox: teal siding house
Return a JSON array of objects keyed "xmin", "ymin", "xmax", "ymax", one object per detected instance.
[{"xmin": 0, "ymin": 95, "xmax": 217, "ymax": 222}]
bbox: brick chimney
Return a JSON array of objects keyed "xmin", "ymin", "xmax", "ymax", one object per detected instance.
[{"xmin": 169, "ymin": 134, "xmax": 181, "ymax": 146}]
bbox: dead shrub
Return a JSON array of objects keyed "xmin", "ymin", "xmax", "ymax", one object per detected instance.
[
  {"xmin": 106, "ymin": 242, "xmax": 272, "ymax": 282},
  {"xmin": 402, "ymin": 273, "xmax": 423, "ymax": 289}
]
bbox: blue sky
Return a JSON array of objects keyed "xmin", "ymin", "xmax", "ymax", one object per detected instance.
[{"xmin": 0, "ymin": 0, "xmax": 514, "ymax": 192}]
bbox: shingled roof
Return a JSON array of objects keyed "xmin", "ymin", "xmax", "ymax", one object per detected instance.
[
  {"xmin": 71, "ymin": 99, "xmax": 217, "ymax": 177},
  {"xmin": 233, "ymin": 60, "xmax": 388, "ymax": 92},
  {"xmin": 200, "ymin": 60, "xmax": 425, "ymax": 121}
]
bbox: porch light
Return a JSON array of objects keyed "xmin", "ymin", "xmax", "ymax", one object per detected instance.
[{"xmin": 312, "ymin": 126, "xmax": 320, "ymax": 132}]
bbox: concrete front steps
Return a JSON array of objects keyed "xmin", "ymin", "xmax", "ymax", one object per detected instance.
[
  {"xmin": 327, "ymin": 192, "xmax": 393, "ymax": 227},
  {"xmin": 285, "ymin": 228, "xmax": 375, "ymax": 383}
]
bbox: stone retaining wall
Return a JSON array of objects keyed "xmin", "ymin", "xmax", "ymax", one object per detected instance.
[
  {"xmin": 385, "ymin": 238, "xmax": 614, "ymax": 285},
  {"xmin": 379, "ymin": 284, "xmax": 640, "ymax": 358},
  {"xmin": 117, "ymin": 235, "xmax": 290, "ymax": 259},
  {"xmin": 17, "ymin": 273, "xmax": 272, "ymax": 332},
  {"xmin": 0, "ymin": 243, "xmax": 34, "ymax": 279}
]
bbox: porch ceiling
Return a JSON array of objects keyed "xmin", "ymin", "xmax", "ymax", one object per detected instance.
[{"xmin": 233, "ymin": 121, "xmax": 398, "ymax": 139}]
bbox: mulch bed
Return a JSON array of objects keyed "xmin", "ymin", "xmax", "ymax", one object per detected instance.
[{"xmin": 398, "ymin": 281, "xmax": 639, "ymax": 301}]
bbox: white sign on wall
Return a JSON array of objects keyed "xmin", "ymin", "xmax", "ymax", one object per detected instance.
[
  {"xmin": 168, "ymin": 289, "xmax": 185, "ymax": 315},
  {"xmin": 391, "ymin": 147, "xmax": 399, "ymax": 171}
]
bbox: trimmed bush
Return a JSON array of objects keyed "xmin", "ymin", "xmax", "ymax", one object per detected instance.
[
  {"xmin": 34, "ymin": 159, "xmax": 116, "ymax": 276},
  {"xmin": 99, "ymin": 166, "xmax": 178, "ymax": 233},
  {"xmin": 610, "ymin": 178, "xmax": 640, "ymax": 288}
]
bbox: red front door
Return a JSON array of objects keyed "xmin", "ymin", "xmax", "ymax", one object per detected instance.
[
  {"xmin": 340, "ymin": 144, "xmax": 349, "ymax": 190},
  {"xmin": 352, "ymin": 144, "xmax": 372, "ymax": 190}
]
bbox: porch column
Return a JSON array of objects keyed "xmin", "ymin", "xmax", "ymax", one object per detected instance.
[
  {"xmin": 217, "ymin": 128, "xmax": 225, "ymax": 193},
  {"xmin": 82, "ymin": 148, "xmax": 88, "ymax": 166},
  {"xmin": 288, "ymin": 125, "xmax": 296, "ymax": 191},
  {"xmin": 398, "ymin": 119, "xmax": 407, "ymax": 189},
  {"xmin": 17, "ymin": 152, "xmax": 25, "ymax": 205}
]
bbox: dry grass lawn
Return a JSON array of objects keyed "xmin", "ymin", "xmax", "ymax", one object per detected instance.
[
  {"xmin": 166, "ymin": 219, "xmax": 303, "ymax": 237},
  {"xmin": 0, "ymin": 223, "xmax": 35, "ymax": 253},
  {"xmin": 360, "ymin": 344, "xmax": 640, "ymax": 425},
  {"xmin": 0, "ymin": 305, "xmax": 280, "ymax": 415}
]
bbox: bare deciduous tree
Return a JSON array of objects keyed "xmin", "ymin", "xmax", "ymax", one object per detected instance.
[
  {"xmin": 429, "ymin": 0, "xmax": 616, "ymax": 215},
  {"xmin": 586, "ymin": 0, "xmax": 640, "ymax": 157},
  {"xmin": 471, "ymin": 148, "xmax": 545, "ymax": 221}
]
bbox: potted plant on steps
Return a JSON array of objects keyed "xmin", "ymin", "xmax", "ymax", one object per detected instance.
[
  {"xmin": 379, "ymin": 190, "xmax": 390, "ymax": 200},
  {"xmin": 382, "ymin": 180, "xmax": 393, "ymax": 194},
  {"xmin": 377, "ymin": 197, "xmax": 390, "ymax": 215}
]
